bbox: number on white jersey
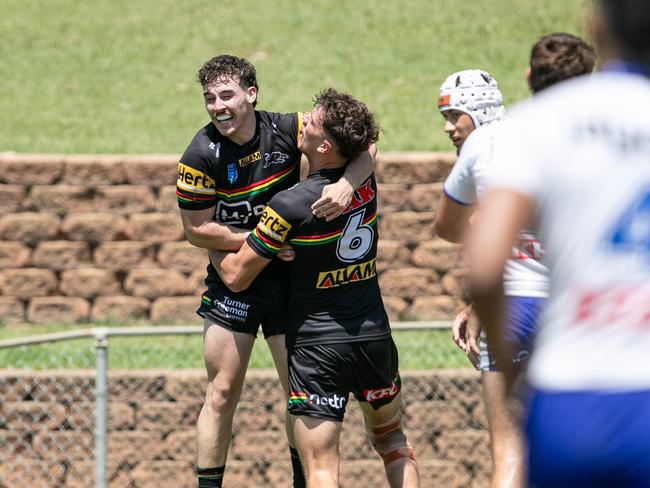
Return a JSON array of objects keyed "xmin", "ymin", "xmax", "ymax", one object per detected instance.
[{"xmin": 608, "ymin": 187, "xmax": 650, "ymax": 257}]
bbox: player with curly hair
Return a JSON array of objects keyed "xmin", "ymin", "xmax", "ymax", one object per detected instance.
[{"xmin": 209, "ymin": 88, "xmax": 419, "ymax": 488}]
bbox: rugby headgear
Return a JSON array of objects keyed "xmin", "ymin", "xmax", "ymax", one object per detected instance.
[{"xmin": 438, "ymin": 69, "xmax": 505, "ymax": 127}]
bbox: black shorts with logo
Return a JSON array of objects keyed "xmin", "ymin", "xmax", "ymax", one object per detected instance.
[
  {"xmin": 287, "ymin": 337, "xmax": 401, "ymax": 422},
  {"xmin": 197, "ymin": 272, "xmax": 288, "ymax": 338}
]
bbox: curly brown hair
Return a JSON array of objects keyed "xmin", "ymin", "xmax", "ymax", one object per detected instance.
[
  {"xmin": 314, "ymin": 88, "xmax": 380, "ymax": 161},
  {"xmin": 197, "ymin": 55, "xmax": 259, "ymax": 107},
  {"xmin": 529, "ymin": 33, "xmax": 596, "ymax": 93}
]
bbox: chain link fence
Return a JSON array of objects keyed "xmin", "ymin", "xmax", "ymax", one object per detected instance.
[{"xmin": 0, "ymin": 324, "xmax": 489, "ymax": 487}]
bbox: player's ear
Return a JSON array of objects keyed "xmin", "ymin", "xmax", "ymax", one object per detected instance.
[
  {"xmin": 246, "ymin": 86, "xmax": 257, "ymax": 105},
  {"xmin": 317, "ymin": 139, "xmax": 333, "ymax": 155},
  {"xmin": 525, "ymin": 66, "xmax": 533, "ymax": 92}
]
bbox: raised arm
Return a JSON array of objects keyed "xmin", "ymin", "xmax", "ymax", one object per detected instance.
[
  {"xmin": 311, "ymin": 143, "xmax": 377, "ymax": 221},
  {"xmin": 180, "ymin": 207, "xmax": 249, "ymax": 251}
]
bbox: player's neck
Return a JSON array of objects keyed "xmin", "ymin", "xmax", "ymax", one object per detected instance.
[
  {"xmin": 227, "ymin": 112, "xmax": 257, "ymax": 146},
  {"xmin": 306, "ymin": 153, "xmax": 346, "ymax": 174}
]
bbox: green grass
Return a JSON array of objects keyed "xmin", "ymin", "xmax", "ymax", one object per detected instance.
[
  {"xmin": 0, "ymin": 325, "xmax": 467, "ymax": 370},
  {"xmin": 1, "ymin": 0, "xmax": 589, "ymax": 153}
]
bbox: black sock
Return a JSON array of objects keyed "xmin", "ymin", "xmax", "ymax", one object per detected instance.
[
  {"xmin": 197, "ymin": 465, "xmax": 225, "ymax": 488},
  {"xmin": 290, "ymin": 447, "xmax": 306, "ymax": 488}
]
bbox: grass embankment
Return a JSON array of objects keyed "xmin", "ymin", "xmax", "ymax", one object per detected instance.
[{"xmin": 1, "ymin": 0, "xmax": 587, "ymax": 153}]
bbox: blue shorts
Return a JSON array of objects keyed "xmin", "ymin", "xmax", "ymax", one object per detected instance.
[
  {"xmin": 479, "ymin": 296, "xmax": 543, "ymax": 372},
  {"xmin": 526, "ymin": 388, "xmax": 650, "ymax": 488}
]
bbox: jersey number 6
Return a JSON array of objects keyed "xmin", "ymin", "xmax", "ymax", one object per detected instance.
[{"xmin": 336, "ymin": 209, "xmax": 374, "ymax": 263}]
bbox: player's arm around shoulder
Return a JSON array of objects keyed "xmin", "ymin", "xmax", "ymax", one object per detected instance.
[{"xmin": 312, "ymin": 143, "xmax": 377, "ymax": 221}]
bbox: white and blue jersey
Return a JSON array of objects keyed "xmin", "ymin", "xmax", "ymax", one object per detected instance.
[
  {"xmin": 444, "ymin": 119, "xmax": 548, "ymax": 371},
  {"xmin": 488, "ymin": 65, "xmax": 650, "ymax": 487}
]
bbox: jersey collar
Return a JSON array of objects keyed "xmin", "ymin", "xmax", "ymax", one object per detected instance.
[{"xmin": 602, "ymin": 59, "xmax": 650, "ymax": 77}]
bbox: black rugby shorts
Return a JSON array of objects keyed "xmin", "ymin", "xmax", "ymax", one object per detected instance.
[
  {"xmin": 288, "ymin": 336, "xmax": 400, "ymax": 422},
  {"xmin": 197, "ymin": 275, "xmax": 288, "ymax": 338}
]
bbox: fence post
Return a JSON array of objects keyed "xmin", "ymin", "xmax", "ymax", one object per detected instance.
[{"xmin": 94, "ymin": 328, "xmax": 109, "ymax": 488}]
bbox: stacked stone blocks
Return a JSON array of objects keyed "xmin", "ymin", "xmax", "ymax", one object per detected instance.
[{"xmin": 0, "ymin": 152, "xmax": 463, "ymax": 326}]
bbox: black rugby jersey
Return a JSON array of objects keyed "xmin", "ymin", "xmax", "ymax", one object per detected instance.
[
  {"xmin": 176, "ymin": 111, "xmax": 302, "ymax": 285},
  {"xmin": 246, "ymin": 168, "xmax": 390, "ymax": 347}
]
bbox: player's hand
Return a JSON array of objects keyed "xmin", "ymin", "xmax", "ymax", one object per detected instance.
[
  {"xmin": 465, "ymin": 316, "xmax": 481, "ymax": 370},
  {"xmin": 451, "ymin": 307, "xmax": 471, "ymax": 352},
  {"xmin": 277, "ymin": 244, "xmax": 296, "ymax": 262},
  {"xmin": 311, "ymin": 179, "xmax": 354, "ymax": 221},
  {"xmin": 452, "ymin": 306, "xmax": 481, "ymax": 369}
]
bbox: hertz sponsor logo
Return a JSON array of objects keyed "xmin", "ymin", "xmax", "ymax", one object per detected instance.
[
  {"xmin": 238, "ymin": 151, "xmax": 261, "ymax": 167},
  {"xmin": 178, "ymin": 163, "xmax": 216, "ymax": 191},
  {"xmin": 316, "ymin": 259, "xmax": 376, "ymax": 289},
  {"xmin": 258, "ymin": 206, "xmax": 291, "ymax": 241}
]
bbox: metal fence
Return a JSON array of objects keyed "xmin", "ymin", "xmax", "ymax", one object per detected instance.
[{"xmin": 0, "ymin": 324, "xmax": 489, "ymax": 488}]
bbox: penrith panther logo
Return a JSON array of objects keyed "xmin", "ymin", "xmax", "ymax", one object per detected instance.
[{"xmin": 263, "ymin": 151, "xmax": 290, "ymax": 168}]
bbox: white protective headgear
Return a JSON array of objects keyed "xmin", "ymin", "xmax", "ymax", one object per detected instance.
[{"xmin": 438, "ymin": 69, "xmax": 505, "ymax": 127}]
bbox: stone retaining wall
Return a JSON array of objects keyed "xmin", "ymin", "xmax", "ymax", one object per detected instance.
[{"xmin": 0, "ymin": 152, "xmax": 465, "ymax": 326}]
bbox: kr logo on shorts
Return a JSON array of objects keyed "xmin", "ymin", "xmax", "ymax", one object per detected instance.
[{"xmin": 363, "ymin": 376, "xmax": 400, "ymax": 403}]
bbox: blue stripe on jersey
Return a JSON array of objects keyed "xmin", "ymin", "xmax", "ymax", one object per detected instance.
[
  {"xmin": 526, "ymin": 388, "xmax": 650, "ymax": 488},
  {"xmin": 442, "ymin": 186, "xmax": 475, "ymax": 206}
]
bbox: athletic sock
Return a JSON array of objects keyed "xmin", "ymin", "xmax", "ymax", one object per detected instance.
[
  {"xmin": 197, "ymin": 465, "xmax": 225, "ymax": 488},
  {"xmin": 289, "ymin": 447, "xmax": 306, "ymax": 488}
]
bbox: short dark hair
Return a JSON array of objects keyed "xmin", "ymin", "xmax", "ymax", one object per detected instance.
[
  {"xmin": 600, "ymin": 0, "xmax": 650, "ymax": 68},
  {"xmin": 197, "ymin": 55, "xmax": 259, "ymax": 107},
  {"xmin": 314, "ymin": 88, "xmax": 380, "ymax": 161},
  {"xmin": 529, "ymin": 33, "xmax": 596, "ymax": 93}
]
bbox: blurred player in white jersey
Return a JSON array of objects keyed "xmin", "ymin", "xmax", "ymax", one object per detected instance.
[
  {"xmin": 434, "ymin": 68, "xmax": 535, "ymax": 488},
  {"xmin": 434, "ymin": 34, "xmax": 595, "ymax": 487},
  {"xmin": 467, "ymin": 1, "xmax": 650, "ymax": 486}
]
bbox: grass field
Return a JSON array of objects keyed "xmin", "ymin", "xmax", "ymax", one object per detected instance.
[
  {"xmin": 1, "ymin": 0, "xmax": 589, "ymax": 153},
  {"xmin": 0, "ymin": 326, "xmax": 468, "ymax": 370}
]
